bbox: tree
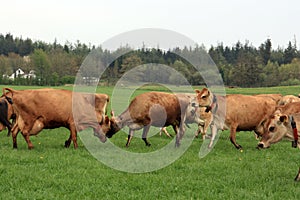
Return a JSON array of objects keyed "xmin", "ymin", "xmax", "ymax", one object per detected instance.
[
  {"xmin": 231, "ymin": 52, "xmax": 263, "ymax": 87},
  {"xmin": 259, "ymin": 39, "xmax": 272, "ymax": 65},
  {"xmin": 284, "ymin": 41, "xmax": 297, "ymax": 64},
  {"xmin": 31, "ymin": 49, "xmax": 51, "ymax": 85}
]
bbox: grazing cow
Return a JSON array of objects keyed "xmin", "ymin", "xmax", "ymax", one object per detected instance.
[
  {"xmin": 195, "ymin": 88, "xmax": 278, "ymax": 149},
  {"xmin": 105, "ymin": 92, "xmax": 207, "ymax": 147},
  {"xmin": 257, "ymin": 113, "xmax": 300, "ymax": 149},
  {"xmin": 256, "ymin": 102, "xmax": 300, "ymax": 137},
  {"xmin": 2, "ymin": 88, "xmax": 110, "ymax": 149},
  {"xmin": 278, "ymin": 95, "xmax": 300, "ymax": 105}
]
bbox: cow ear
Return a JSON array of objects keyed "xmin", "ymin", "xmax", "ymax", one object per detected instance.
[
  {"xmin": 279, "ymin": 115, "xmax": 288, "ymax": 123},
  {"xmin": 195, "ymin": 89, "xmax": 201, "ymax": 94},
  {"xmin": 110, "ymin": 110, "xmax": 115, "ymax": 117}
]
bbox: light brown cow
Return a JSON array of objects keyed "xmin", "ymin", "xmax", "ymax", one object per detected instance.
[
  {"xmin": 256, "ymin": 102, "xmax": 300, "ymax": 137},
  {"xmin": 195, "ymin": 88, "xmax": 278, "ymax": 149},
  {"xmin": 258, "ymin": 113, "xmax": 300, "ymax": 149},
  {"xmin": 105, "ymin": 92, "xmax": 204, "ymax": 147},
  {"xmin": 2, "ymin": 88, "xmax": 110, "ymax": 149},
  {"xmin": 278, "ymin": 95, "xmax": 300, "ymax": 105}
]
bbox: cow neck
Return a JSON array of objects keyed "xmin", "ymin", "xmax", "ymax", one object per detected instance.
[
  {"xmin": 290, "ymin": 115, "xmax": 298, "ymax": 148},
  {"xmin": 209, "ymin": 94, "xmax": 218, "ymax": 114}
]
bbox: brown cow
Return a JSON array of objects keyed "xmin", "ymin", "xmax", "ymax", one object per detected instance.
[
  {"xmin": 256, "ymin": 102, "xmax": 300, "ymax": 137},
  {"xmin": 258, "ymin": 113, "xmax": 300, "ymax": 149},
  {"xmin": 105, "ymin": 92, "xmax": 203, "ymax": 147},
  {"xmin": 2, "ymin": 88, "xmax": 110, "ymax": 149},
  {"xmin": 195, "ymin": 88, "xmax": 278, "ymax": 149}
]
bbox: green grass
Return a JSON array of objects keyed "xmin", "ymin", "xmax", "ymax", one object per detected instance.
[{"xmin": 0, "ymin": 85, "xmax": 300, "ymax": 199}]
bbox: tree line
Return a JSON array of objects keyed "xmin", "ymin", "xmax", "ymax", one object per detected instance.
[{"xmin": 0, "ymin": 33, "xmax": 299, "ymax": 87}]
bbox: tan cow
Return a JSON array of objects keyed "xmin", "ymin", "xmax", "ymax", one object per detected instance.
[
  {"xmin": 2, "ymin": 88, "xmax": 110, "ymax": 149},
  {"xmin": 195, "ymin": 88, "xmax": 278, "ymax": 149},
  {"xmin": 105, "ymin": 92, "xmax": 207, "ymax": 147},
  {"xmin": 256, "ymin": 102, "xmax": 300, "ymax": 137},
  {"xmin": 258, "ymin": 113, "xmax": 300, "ymax": 149}
]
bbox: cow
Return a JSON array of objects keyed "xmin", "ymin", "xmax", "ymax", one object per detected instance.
[
  {"xmin": 195, "ymin": 88, "xmax": 278, "ymax": 149},
  {"xmin": 1, "ymin": 88, "xmax": 110, "ymax": 149},
  {"xmin": 255, "ymin": 102, "xmax": 300, "ymax": 138},
  {"xmin": 257, "ymin": 113, "xmax": 300, "ymax": 149},
  {"xmin": 105, "ymin": 92, "xmax": 208, "ymax": 147},
  {"xmin": 278, "ymin": 95, "xmax": 300, "ymax": 105}
]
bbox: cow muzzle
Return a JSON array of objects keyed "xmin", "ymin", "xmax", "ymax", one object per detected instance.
[
  {"xmin": 94, "ymin": 127, "xmax": 107, "ymax": 143},
  {"xmin": 257, "ymin": 142, "xmax": 269, "ymax": 149}
]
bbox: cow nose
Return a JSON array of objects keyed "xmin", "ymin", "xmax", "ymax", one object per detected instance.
[{"xmin": 257, "ymin": 143, "xmax": 264, "ymax": 148}]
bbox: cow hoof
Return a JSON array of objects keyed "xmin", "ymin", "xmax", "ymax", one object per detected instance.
[
  {"xmin": 236, "ymin": 145, "xmax": 243, "ymax": 150},
  {"xmin": 146, "ymin": 143, "xmax": 151, "ymax": 147},
  {"xmin": 65, "ymin": 140, "xmax": 71, "ymax": 148},
  {"xmin": 28, "ymin": 146, "xmax": 34, "ymax": 150}
]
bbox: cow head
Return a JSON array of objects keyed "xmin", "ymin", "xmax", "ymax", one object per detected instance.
[
  {"xmin": 195, "ymin": 88, "xmax": 214, "ymax": 112},
  {"xmin": 257, "ymin": 114, "xmax": 292, "ymax": 149},
  {"xmin": 102, "ymin": 111, "xmax": 121, "ymax": 138}
]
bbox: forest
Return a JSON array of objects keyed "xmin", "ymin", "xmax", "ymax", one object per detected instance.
[{"xmin": 0, "ymin": 33, "xmax": 299, "ymax": 87}]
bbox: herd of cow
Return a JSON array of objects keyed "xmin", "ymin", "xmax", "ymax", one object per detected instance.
[{"xmin": 0, "ymin": 87, "xmax": 300, "ymax": 179}]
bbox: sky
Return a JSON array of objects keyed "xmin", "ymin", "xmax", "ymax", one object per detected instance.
[{"xmin": 1, "ymin": 0, "xmax": 300, "ymax": 49}]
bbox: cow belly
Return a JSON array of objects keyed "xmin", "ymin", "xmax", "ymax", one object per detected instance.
[{"xmin": 128, "ymin": 123, "xmax": 144, "ymax": 130}]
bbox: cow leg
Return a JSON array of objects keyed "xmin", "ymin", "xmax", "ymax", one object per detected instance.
[
  {"xmin": 11, "ymin": 124, "xmax": 19, "ymax": 149},
  {"xmin": 21, "ymin": 131, "xmax": 34, "ymax": 150},
  {"xmin": 194, "ymin": 127, "xmax": 201, "ymax": 138},
  {"xmin": 65, "ymin": 126, "xmax": 78, "ymax": 149},
  {"xmin": 65, "ymin": 134, "xmax": 72, "ymax": 148},
  {"xmin": 229, "ymin": 124, "xmax": 242, "ymax": 149},
  {"xmin": 142, "ymin": 125, "xmax": 151, "ymax": 146},
  {"xmin": 208, "ymin": 124, "xmax": 218, "ymax": 148},
  {"xmin": 126, "ymin": 129, "xmax": 134, "ymax": 147}
]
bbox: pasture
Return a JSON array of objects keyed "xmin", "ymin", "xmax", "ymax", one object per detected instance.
[{"xmin": 0, "ymin": 85, "xmax": 300, "ymax": 199}]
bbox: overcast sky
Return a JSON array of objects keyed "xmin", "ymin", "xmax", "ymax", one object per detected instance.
[{"xmin": 1, "ymin": 0, "xmax": 299, "ymax": 49}]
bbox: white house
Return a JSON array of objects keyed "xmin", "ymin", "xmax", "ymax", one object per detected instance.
[{"xmin": 8, "ymin": 68, "xmax": 36, "ymax": 80}]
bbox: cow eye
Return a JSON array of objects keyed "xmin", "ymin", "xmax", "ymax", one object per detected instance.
[
  {"xmin": 269, "ymin": 126, "xmax": 275, "ymax": 132},
  {"xmin": 201, "ymin": 95, "xmax": 207, "ymax": 99}
]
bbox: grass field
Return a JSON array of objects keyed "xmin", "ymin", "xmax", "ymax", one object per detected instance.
[{"xmin": 0, "ymin": 84, "xmax": 300, "ymax": 199}]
